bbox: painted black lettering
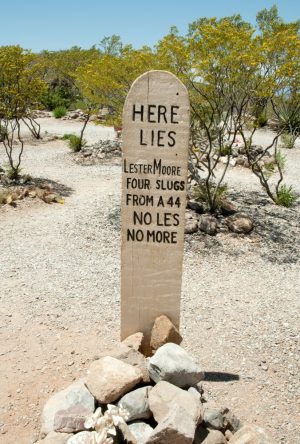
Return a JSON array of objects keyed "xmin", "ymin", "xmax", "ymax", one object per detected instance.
[
  {"xmin": 158, "ymin": 105, "xmax": 167, "ymax": 123},
  {"xmin": 171, "ymin": 105, "xmax": 179, "ymax": 124},
  {"xmin": 168, "ymin": 131, "xmax": 176, "ymax": 147},
  {"xmin": 148, "ymin": 105, "xmax": 156, "ymax": 123},
  {"xmin": 133, "ymin": 104, "xmax": 144, "ymax": 121},
  {"xmin": 140, "ymin": 129, "xmax": 147, "ymax": 146}
]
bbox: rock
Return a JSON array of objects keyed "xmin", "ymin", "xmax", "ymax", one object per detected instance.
[
  {"xmin": 204, "ymin": 408, "xmax": 224, "ymax": 430},
  {"xmin": 150, "ymin": 315, "xmax": 182, "ymax": 353},
  {"xmin": 117, "ymin": 422, "xmax": 137, "ymax": 444},
  {"xmin": 228, "ymin": 425, "xmax": 274, "ymax": 443},
  {"xmin": 37, "ymin": 431, "xmax": 72, "ymax": 444},
  {"xmin": 220, "ymin": 200, "xmax": 236, "ymax": 216},
  {"xmin": 187, "ymin": 386, "xmax": 201, "ymax": 401},
  {"xmin": 54, "ymin": 405, "xmax": 95, "ymax": 434},
  {"xmin": 199, "ymin": 215, "xmax": 218, "ymax": 236},
  {"xmin": 145, "ymin": 405, "xmax": 196, "ymax": 444},
  {"xmin": 66, "ymin": 432, "xmax": 92, "ymax": 444},
  {"xmin": 118, "ymin": 386, "xmax": 152, "ymax": 421},
  {"xmin": 185, "ymin": 219, "xmax": 199, "ymax": 234},
  {"xmin": 148, "ymin": 381, "xmax": 202, "ymax": 424},
  {"xmin": 235, "ymin": 155, "xmax": 247, "ymax": 166},
  {"xmin": 148, "ymin": 343, "xmax": 204, "ymax": 388},
  {"xmin": 122, "ymin": 332, "xmax": 144, "ymax": 352},
  {"xmin": 187, "ymin": 200, "xmax": 204, "ymax": 214},
  {"xmin": 221, "ymin": 408, "xmax": 242, "ymax": 432},
  {"xmin": 96, "ymin": 343, "xmax": 150, "ymax": 383},
  {"xmin": 86, "ymin": 356, "xmax": 143, "ymax": 403},
  {"xmin": 194, "ymin": 427, "xmax": 226, "ymax": 444},
  {"xmin": 41, "ymin": 380, "xmax": 95, "ymax": 435},
  {"xmin": 129, "ymin": 422, "xmax": 154, "ymax": 444},
  {"xmin": 226, "ymin": 213, "xmax": 254, "ymax": 234}
]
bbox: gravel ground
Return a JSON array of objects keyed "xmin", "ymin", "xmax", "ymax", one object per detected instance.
[{"xmin": 0, "ymin": 120, "xmax": 299, "ymax": 443}]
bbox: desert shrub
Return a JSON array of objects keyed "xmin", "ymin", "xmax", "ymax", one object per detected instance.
[
  {"xmin": 280, "ymin": 132, "xmax": 297, "ymax": 149},
  {"xmin": 62, "ymin": 133, "xmax": 73, "ymax": 140},
  {"xmin": 0, "ymin": 124, "xmax": 8, "ymax": 142},
  {"xmin": 275, "ymin": 184, "xmax": 296, "ymax": 207},
  {"xmin": 194, "ymin": 182, "xmax": 228, "ymax": 210},
  {"xmin": 53, "ymin": 106, "xmax": 67, "ymax": 119},
  {"xmin": 219, "ymin": 145, "xmax": 232, "ymax": 156},
  {"xmin": 67, "ymin": 134, "xmax": 86, "ymax": 152},
  {"xmin": 6, "ymin": 166, "xmax": 21, "ymax": 180},
  {"xmin": 254, "ymin": 114, "xmax": 268, "ymax": 128}
]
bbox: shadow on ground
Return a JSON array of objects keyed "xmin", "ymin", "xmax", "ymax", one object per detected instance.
[{"xmin": 204, "ymin": 371, "xmax": 240, "ymax": 382}]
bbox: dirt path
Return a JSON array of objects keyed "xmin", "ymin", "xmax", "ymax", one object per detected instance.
[{"xmin": 0, "ymin": 121, "xmax": 299, "ymax": 443}]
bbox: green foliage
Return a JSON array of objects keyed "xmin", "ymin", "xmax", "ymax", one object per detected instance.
[
  {"xmin": 0, "ymin": 124, "xmax": 7, "ymax": 142},
  {"xmin": 66, "ymin": 134, "xmax": 86, "ymax": 152},
  {"xmin": 41, "ymin": 89, "xmax": 70, "ymax": 110},
  {"xmin": 194, "ymin": 182, "xmax": 228, "ymax": 209},
  {"xmin": 280, "ymin": 132, "xmax": 297, "ymax": 149},
  {"xmin": 219, "ymin": 145, "xmax": 232, "ymax": 156},
  {"xmin": 62, "ymin": 133, "xmax": 73, "ymax": 140},
  {"xmin": 53, "ymin": 106, "xmax": 67, "ymax": 119},
  {"xmin": 275, "ymin": 184, "xmax": 296, "ymax": 207},
  {"xmin": 6, "ymin": 166, "xmax": 21, "ymax": 180},
  {"xmin": 254, "ymin": 114, "xmax": 268, "ymax": 128},
  {"xmin": 276, "ymin": 99, "xmax": 300, "ymax": 135}
]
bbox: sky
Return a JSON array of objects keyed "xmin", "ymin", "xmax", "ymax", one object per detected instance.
[{"xmin": 0, "ymin": 0, "xmax": 299, "ymax": 52}]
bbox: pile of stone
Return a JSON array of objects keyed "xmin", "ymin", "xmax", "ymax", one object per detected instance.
[
  {"xmin": 38, "ymin": 315, "xmax": 273, "ymax": 444},
  {"xmin": 30, "ymin": 110, "xmax": 52, "ymax": 119},
  {"xmin": 73, "ymin": 140, "xmax": 122, "ymax": 165},
  {"xmin": 218, "ymin": 143, "xmax": 275, "ymax": 170},
  {"xmin": 185, "ymin": 200, "xmax": 254, "ymax": 236}
]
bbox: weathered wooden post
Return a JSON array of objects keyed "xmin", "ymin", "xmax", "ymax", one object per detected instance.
[{"xmin": 121, "ymin": 70, "xmax": 190, "ymax": 352}]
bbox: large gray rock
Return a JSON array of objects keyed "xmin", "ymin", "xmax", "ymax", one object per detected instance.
[
  {"xmin": 199, "ymin": 215, "xmax": 218, "ymax": 236},
  {"xmin": 117, "ymin": 422, "xmax": 137, "ymax": 444},
  {"xmin": 194, "ymin": 426, "xmax": 226, "ymax": 444},
  {"xmin": 148, "ymin": 343, "xmax": 204, "ymax": 388},
  {"xmin": 226, "ymin": 213, "xmax": 254, "ymax": 234},
  {"xmin": 86, "ymin": 356, "xmax": 143, "ymax": 403},
  {"xmin": 145, "ymin": 405, "xmax": 196, "ymax": 443},
  {"xmin": 66, "ymin": 432, "xmax": 93, "ymax": 444},
  {"xmin": 41, "ymin": 380, "xmax": 95, "ymax": 435},
  {"xmin": 118, "ymin": 386, "xmax": 152, "ymax": 421},
  {"xmin": 148, "ymin": 381, "xmax": 202, "ymax": 424},
  {"xmin": 204, "ymin": 408, "xmax": 224, "ymax": 430},
  {"xmin": 229, "ymin": 425, "xmax": 274, "ymax": 443},
  {"xmin": 36, "ymin": 432, "xmax": 72, "ymax": 444},
  {"xmin": 129, "ymin": 422, "xmax": 154, "ymax": 444}
]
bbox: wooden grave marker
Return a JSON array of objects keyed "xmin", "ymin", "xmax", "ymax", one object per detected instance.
[{"xmin": 121, "ymin": 70, "xmax": 190, "ymax": 351}]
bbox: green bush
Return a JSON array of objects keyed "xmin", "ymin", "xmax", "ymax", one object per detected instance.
[
  {"xmin": 254, "ymin": 114, "xmax": 268, "ymax": 128},
  {"xmin": 62, "ymin": 133, "xmax": 73, "ymax": 140},
  {"xmin": 219, "ymin": 145, "xmax": 232, "ymax": 156},
  {"xmin": 66, "ymin": 134, "xmax": 86, "ymax": 152},
  {"xmin": 275, "ymin": 184, "xmax": 296, "ymax": 207},
  {"xmin": 53, "ymin": 106, "xmax": 67, "ymax": 119},
  {"xmin": 6, "ymin": 166, "xmax": 21, "ymax": 180},
  {"xmin": 0, "ymin": 124, "xmax": 7, "ymax": 142},
  {"xmin": 280, "ymin": 132, "xmax": 297, "ymax": 149},
  {"xmin": 194, "ymin": 182, "xmax": 228, "ymax": 209}
]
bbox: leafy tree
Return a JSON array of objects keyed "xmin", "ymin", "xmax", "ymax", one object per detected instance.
[
  {"xmin": 75, "ymin": 42, "xmax": 159, "ymax": 130},
  {"xmin": 157, "ymin": 11, "xmax": 299, "ymax": 210},
  {"xmin": 0, "ymin": 46, "xmax": 46, "ymax": 178}
]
